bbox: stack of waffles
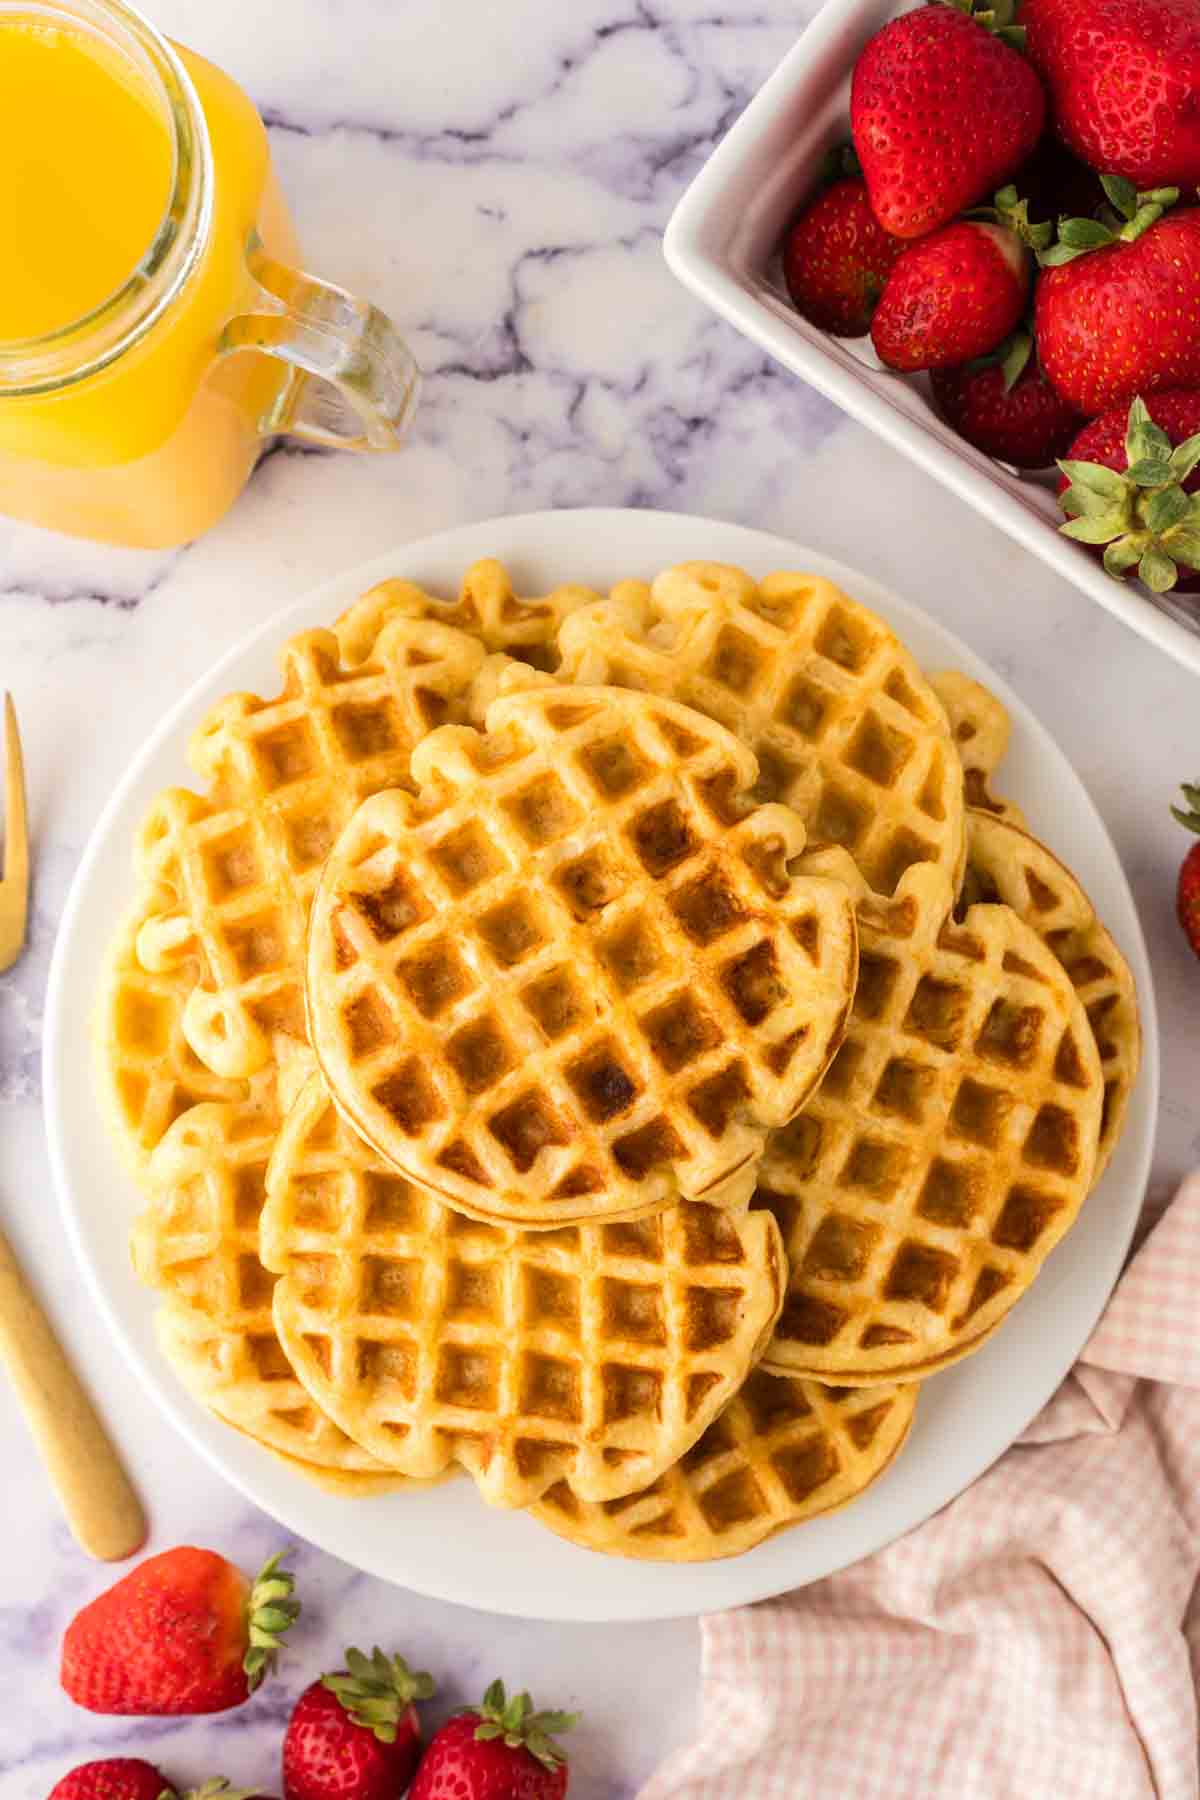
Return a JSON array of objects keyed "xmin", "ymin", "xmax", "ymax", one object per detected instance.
[{"xmin": 103, "ymin": 557, "xmax": 1139, "ymax": 1560}]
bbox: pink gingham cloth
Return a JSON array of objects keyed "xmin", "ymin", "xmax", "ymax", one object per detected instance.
[{"xmin": 640, "ymin": 1172, "xmax": 1200, "ymax": 1800}]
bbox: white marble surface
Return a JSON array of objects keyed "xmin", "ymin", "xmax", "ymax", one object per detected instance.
[{"xmin": 3, "ymin": 1, "xmax": 1200, "ymax": 1795}]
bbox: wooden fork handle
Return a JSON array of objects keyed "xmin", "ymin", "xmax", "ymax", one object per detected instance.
[{"xmin": 0, "ymin": 1227, "xmax": 146, "ymax": 1560}]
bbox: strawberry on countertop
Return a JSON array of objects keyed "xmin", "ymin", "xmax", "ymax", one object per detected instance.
[
  {"xmin": 48, "ymin": 1762, "xmax": 176, "ymax": 1800},
  {"xmin": 932, "ymin": 331, "xmax": 1082, "ymax": 468},
  {"xmin": 1056, "ymin": 392, "xmax": 1200, "ymax": 593},
  {"xmin": 408, "ymin": 1680, "xmax": 578, "ymax": 1800},
  {"xmin": 282, "ymin": 1647, "xmax": 435, "ymax": 1800},
  {"xmin": 781, "ymin": 165, "xmax": 903, "ymax": 337},
  {"xmin": 48, "ymin": 1768, "xmax": 262, "ymax": 1800},
  {"xmin": 1174, "ymin": 782, "xmax": 1200, "ymax": 959},
  {"xmin": 1035, "ymin": 181, "xmax": 1200, "ymax": 416},
  {"xmin": 850, "ymin": 0, "xmax": 1045, "ymax": 240},
  {"xmin": 1024, "ymin": 0, "xmax": 1200, "ymax": 190},
  {"xmin": 61, "ymin": 1546, "xmax": 299, "ymax": 1716}
]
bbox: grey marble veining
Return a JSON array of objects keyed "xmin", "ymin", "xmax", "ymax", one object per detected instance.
[{"xmin": 3, "ymin": 2, "xmax": 1200, "ymax": 1796}]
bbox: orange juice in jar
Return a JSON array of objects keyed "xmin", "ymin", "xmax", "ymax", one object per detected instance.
[{"xmin": 0, "ymin": 0, "xmax": 419, "ymax": 548}]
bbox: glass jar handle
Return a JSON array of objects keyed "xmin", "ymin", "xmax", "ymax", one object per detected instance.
[{"xmin": 220, "ymin": 245, "xmax": 420, "ymax": 450}]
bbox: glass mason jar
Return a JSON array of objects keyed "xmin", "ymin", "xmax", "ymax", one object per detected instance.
[{"xmin": 0, "ymin": 0, "xmax": 419, "ymax": 548}]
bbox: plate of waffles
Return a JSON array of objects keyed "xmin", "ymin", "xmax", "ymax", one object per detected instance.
[{"xmin": 44, "ymin": 509, "xmax": 1157, "ymax": 1621}]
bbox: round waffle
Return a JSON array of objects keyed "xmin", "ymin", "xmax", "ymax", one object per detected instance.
[
  {"xmin": 757, "ymin": 850, "xmax": 1105, "ymax": 1384},
  {"xmin": 133, "ymin": 1091, "xmax": 393, "ymax": 1476},
  {"xmin": 960, "ymin": 809, "xmax": 1140, "ymax": 1179},
  {"xmin": 531, "ymin": 1368, "xmax": 917, "ymax": 1560},
  {"xmin": 127, "ymin": 561, "xmax": 595, "ymax": 1083},
  {"xmin": 556, "ymin": 562, "xmax": 966, "ymax": 902},
  {"xmin": 262, "ymin": 1075, "xmax": 788, "ymax": 1509},
  {"xmin": 306, "ymin": 684, "xmax": 858, "ymax": 1226}
]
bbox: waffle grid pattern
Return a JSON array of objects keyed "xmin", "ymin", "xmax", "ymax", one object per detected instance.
[
  {"xmin": 127, "ymin": 561, "xmax": 593, "ymax": 1085},
  {"xmin": 758, "ymin": 855, "xmax": 1104, "ymax": 1382},
  {"xmin": 133, "ymin": 617, "xmax": 497, "ymax": 1079},
  {"xmin": 928, "ymin": 669, "xmax": 1026, "ymax": 826},
  {"xmin": 307, "ymin": 685, "xmax": 857, "ymax": 1224},
  {"xmin": 263, "ymin": 1078, "xmax": 786, "ymax": 1508},
  {"xmin": 556, "ymin": 562, "xmax": 965, "ymax": 901},
  {"xmin": 961, "ymin": 810, "xmax": 1140, "ymax": 1179},
  {"xmin": 99, "ymin": 891, "xmax": 249, "ymax": 1169},
  {"xmin": 532, "ymin": 1369, "xmax": 917, "ymax": 1560},
  {"xmin": 133, "ymin": 1098, "xmax": 389, "ymax": 1473}
]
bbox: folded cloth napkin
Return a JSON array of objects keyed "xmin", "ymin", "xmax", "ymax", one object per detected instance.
[{"xmin": 640, "ymin": 1173, "xmax": 1200, "ymax": 1800}]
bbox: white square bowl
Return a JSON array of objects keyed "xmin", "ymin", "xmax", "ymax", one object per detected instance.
[{"xmin": 663, "ymin": 0, "xmax": 1200, "ymax": 677}]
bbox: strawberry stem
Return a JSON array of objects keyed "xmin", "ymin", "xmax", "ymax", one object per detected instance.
[
  {"xmin": 1057, "ymin": 396, "xmax": 1200, "ymax": 594},
  {"xmin": 1040, "ymin": 184, "xmax": 1180, "ymax": 266},
  {"xmin": 321, "ymin": 1646, "xmax": 435, "ymax": 1744},
  {"xmin": 243, "ymin": 1550, "xmax": 300, "ymax": 1690},
  {"xmin": 466, "ymin": 1679, "xmax": 579, "ymax": 1774}
]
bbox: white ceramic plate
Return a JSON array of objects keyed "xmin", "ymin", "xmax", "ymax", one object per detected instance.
[
  {"xmin": 45, "ymin": 509, "xmax": 1157, "ymax": 1622},
  {"xmin": 663, "ymin": 0, "xmax": 1200, "ymax": 678}
]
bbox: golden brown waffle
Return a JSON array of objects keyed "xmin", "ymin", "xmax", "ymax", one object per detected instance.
[
  {"xmin": 960, "ymin": 809, "xmax": 1139, "ymax": 1179},
  {"xmin": 135, "ymin": 1095, "xmax": 392, "ymax": 1475},
  {"xmin": 127, "ymin": 562, "xmax": 595, "ymax": 1084},
  {"xmin": 306, "ymin": 684, "xmax": 858, "ymax": 1226},
  {"xmin": 531, "ymin": 1368, "xmax": 917, "ymax": 1560},
  {"xmin": 97, "ymin": 888, "xmax": 249, "ymax": 1171},
  {"xmin": 335, "ymin": 556, "xmax": 595, "ymax": 671},
  {"xmin": 134, "ymin": 618, "xmax": 496, "ymax": 1081},
  {"xmin": 757, "ymin": 851, "xmax": 1104, "ymax": 1383},
  {"xmin": 556, "ymin": 562, "xmax": 966, "ymax": 901},
  {"xmin": 262, "ymin": 1075, "xmax": 787, "ymax": 1508},
  {"xmin": 927, "ymin": 670, "xmax": 1025, "ymax": 826}
]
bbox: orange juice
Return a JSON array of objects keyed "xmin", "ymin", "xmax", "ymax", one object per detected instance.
[
  {"xmin": 0, "ymin": 22, "xmax": 174, "ymax": 340},
  {"xmin": 0, "ymin": 6, "xmax": 303, "ymax": 547},
  {"xmin": 0, "ymin": 2, "xmax": 417, "ymax": 549}
]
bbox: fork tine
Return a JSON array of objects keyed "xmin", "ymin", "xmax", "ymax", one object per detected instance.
[{"xmin": 3, "ymin": 691, "xmax": 29, "ymax": 902}]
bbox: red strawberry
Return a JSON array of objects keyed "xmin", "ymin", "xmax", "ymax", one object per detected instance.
[
  {"xmin": 1036, "ymin": 189, "xmax": 1200, "ymax": 415},
  {"xmin": 48, "ymin": 1761, "xmax": 172, "ymax": 1800},
  {"xmin": 870, "ymin": 220, "xmax": 1030, "ymax": 372},
  {"xmin": 408, "ymin": 1680, "xmax": 577, "ymax": 1800},
  {"xmin": 781, "ymin": 176, "xmax": 903, "ymax": 336},
  {"xmin": 1056, "ymin": 393, "xmax": 1200, "ymax": 593},
  {"xmin": 931, "ymin": 333, "xmax": 1083, "ymax": 468},
  {"xmin": 61, "ymin": 1547, "xmax": 298, "ymax": 1716},
  {"xmin": 49, "ymin": 1769, "xmax": 258, "ymax": 1800},
  {"xmin": 1174, "ymin": 783, "xmax": 1200, "ymax": 958},
  {"xmin": 1024, "ymin": 0, "xmax": 1200, "ymax": 190},
  {"xmin": 282, "ymin": 1646, "xmax": 434, "ymax": 1800},
  {"xmin": 850, "ymin": 0, "xmax": 1045, "ymax": 240}
]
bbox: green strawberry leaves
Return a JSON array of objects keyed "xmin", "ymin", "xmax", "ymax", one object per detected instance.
[
  {"xmin": 1040, "ymin": 181, "xmax": 1182, "ymax": 265},
  {"xmin": 163, "ymin": 1782, "xmax": 259, "ymax": 1800},
  {"xmin": 243, "ymin": 1551, "xmax": 300, "ymax": 1690},
  {"xmin": 468, "ymin": 1679, "xmax": 580, "ymax": 1773},
  {"xmin": 999, "ymin": 328, "xmax": 1033, "ymax": 392},
  {"xmin": 1058, "ymin": 396, "xmax": 1200, "ymax": 593},
  {"xmin": 969, "ymin": 187, "xmax": 1052, "ymax": 256},
  {"xmin": 942, "ymin": 0, "xmax": 1026, "ymax": 47},
  {"xmin": 1172, "ymin": 783, "xmax": 1200, "ymax": 834},
  {"xmin": 322, "ymin": 1646, "xmax": 436, "ymax": 1744}
]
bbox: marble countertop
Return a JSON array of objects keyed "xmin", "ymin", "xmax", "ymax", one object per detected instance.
[{"xmin": 3, "ymin": 1, "xmax": 1200, "ymax": 1795}]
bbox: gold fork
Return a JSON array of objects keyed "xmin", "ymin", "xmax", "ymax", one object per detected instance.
[
  {"xmin": 0, "ymin": 693, "xmax": 28, "ymax": 971},
  {"xmin": 0, "ymin": 693, "xmax": 146, "ymax": 1559}
]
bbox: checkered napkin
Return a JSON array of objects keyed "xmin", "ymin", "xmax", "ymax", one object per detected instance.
[{"xmin": 640, "ymin": 1174, "xmax": 1200, "ymax": 1800}]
